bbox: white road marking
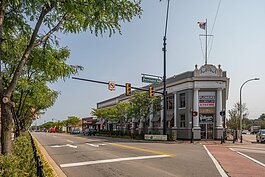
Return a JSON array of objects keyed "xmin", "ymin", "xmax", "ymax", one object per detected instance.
[
  {"xmin": 66, "ymin": 144, "xmax": 77, "ymax": 148},
  {"xmin": 230, "ymin": 148, "xmax": 265, "ymax": 168},
  {"xmin": 60, "ymin": 154, "xmax": 170, "ymax": 168},
  {"xmin": 67, "ymin": 140, "xmax": 74, "ymax": 143},
  {"xmin": 203, "ymin": 145, "xmax": 228, "ymax": 177},
  {"xmin": 51, "ymin": 145, "xmax": 62, "ymax": 148},
  {"xmin": 51, "ymin": 144, "xmax": 77, "ymax": 149},
  {"xmin": 86, "ymin": 143, "xmax": 106, "ymax": 148},
  {"xmin": 231, "ymin": 147, "xmax": 265, "ymax": 154}
]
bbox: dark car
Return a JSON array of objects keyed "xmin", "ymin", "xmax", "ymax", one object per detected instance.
[
  {"xmin": 70, "ymin": 127, "xmax": 81, "ymax": 134},
  {"xmin": 83, "ymin": 128, "xmax": 96, "ymax": 136},
  {"xmin": 256, "ymin": 129, "xmax": 265, "ymax": 143}
]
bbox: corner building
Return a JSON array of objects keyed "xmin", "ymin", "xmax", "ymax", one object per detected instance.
[{"xmin": 97, "ymin": 64, "xmax": 230, "ymax": 140}]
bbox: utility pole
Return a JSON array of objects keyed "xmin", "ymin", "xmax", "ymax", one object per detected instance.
[{"xmin": 162, "ymin": 0, "xmax": 170, "ymax": 136}]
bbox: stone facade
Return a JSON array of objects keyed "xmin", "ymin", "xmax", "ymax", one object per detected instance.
[{"xmin": 97, "ymin": 64, "xmax": 229, "ymax": 140}]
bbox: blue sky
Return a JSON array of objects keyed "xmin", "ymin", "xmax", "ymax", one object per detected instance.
[{"xmin": 35, "ymin": 0, "xmax": 265, "ymax": 124}]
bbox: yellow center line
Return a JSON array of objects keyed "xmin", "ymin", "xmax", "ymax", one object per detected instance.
[{"xmin": 107, "ymin": 143, "xmax": 175, "ymax": 156}]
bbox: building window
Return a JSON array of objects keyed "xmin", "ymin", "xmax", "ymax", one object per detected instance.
[
  {"xmin": 167, "ymin": 95, "xmax": 174, "ymax": 110},
  {"xmin": 180, "ymin": 114, "xmax": 185, "ymax": 128},
  {"xmin": 179, "ymin": 93, "xmax": 186, "ymax": 108}
]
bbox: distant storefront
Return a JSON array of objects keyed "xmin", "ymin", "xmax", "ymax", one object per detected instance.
[
  {"xmin": 96, "ymin": 64, "xmax": 229, "ymax": 140},
  {"xmin": 82, "ymin": 117, "xmax": 97, "ymax": 130}
]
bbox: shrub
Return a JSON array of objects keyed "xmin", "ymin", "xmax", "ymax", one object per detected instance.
[
  {"xmin": 0, "ymin": 132, "xmax": 36, "ymax": 177},
  {"xmin": 0, "ymin": 132, "xmax": 54, "ymax": 177}
]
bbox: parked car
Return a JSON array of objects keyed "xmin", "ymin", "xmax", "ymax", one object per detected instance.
[
  {"xmin": 256, "ymin": 129, "xmax": 265, "ymax": 143},
  {"xmin": 49, "ymin": 127, "xmax": 56, "ymax": 133},
  {"xmin": 83, "ymin": 128, "xmax": 96, "ymax": 136},
  {"xmin": 70, "ymin": 128, "xmax": 81, "ymax": 134}
]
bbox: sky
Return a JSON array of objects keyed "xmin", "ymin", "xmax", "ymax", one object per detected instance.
[{"xmin": 34, "ymin": 0, "xmax": 265, "ymax": 125}]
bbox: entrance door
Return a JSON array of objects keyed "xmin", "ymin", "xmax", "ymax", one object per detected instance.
[{"xmin": 200, "ymin": 123, "xmax": 213, "ymax": 140}]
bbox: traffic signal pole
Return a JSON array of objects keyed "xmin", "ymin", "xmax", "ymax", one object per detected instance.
[
  {"xmin": 162, "ymin": 0, "xmax": 170, "ymax": 135},
  {"xmin": 72, "ymin": 77, "xmax": 163, "ymax": 94}
]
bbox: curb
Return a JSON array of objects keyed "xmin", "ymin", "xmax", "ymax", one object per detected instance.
[{"xmin": 31, "ymin": 134, "xmax": 67, "ymax": 177}]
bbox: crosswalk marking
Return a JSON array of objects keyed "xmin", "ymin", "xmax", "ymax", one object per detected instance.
[{"xmin": 60, "ymin": 155, "xmax": 170, "ymax": 168}]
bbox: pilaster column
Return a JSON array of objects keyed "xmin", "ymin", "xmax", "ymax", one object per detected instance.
[
  {"xmin": 160, "ymin": 97, "xmax": 163, "ymax": 128},
  {"xmin": 193, "ymin": 89, "xmax": 199, "ymax": 127},
  {"xmin": 216, "ymin": 88, "xmax": 223, "ymax": 127},
  {"xmin": 174, "ymin": 93, "xmax": 177, "ymax": 127}
]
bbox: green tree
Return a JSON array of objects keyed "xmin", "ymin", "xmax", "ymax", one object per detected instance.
[
  {"xmin": 227, "ymin": 102, "xmax": 248, "ymax": 130},
  {"xmin": 67, "ymin": 116, "xmax": 80, "ymax": 128},
  {"xmin": 129, "ymin": 91, "xmax": 158, "ymax": 133},
  {"xmin": 40, "ymin": 121, "xmax": 55, "ymax": 130},
  {"xmin": 0, "ymin": 0, "xmax": 142, "ymax": 155},
  {"xmin": 258, "ymin": 113, "xmax": 265, "ymax": 121}
]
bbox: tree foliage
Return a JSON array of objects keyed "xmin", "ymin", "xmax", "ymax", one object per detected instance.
[
  {"xmin": 0, "ymin": 0, "xmax": 142, "ymax": 154},
  {"xmin": 66, "ymin": 116, "xmax": 80, "ymax": 127},
  {"xmin": 227, "ymin": 102, "xmax": 248, "ymax": 130},
  {"xmin": 92, "ymin": 91, "xmax": 160, "ymax": 126}
]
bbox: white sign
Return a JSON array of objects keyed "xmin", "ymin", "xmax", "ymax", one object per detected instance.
[
  {"xmin": 144, "ymin": 134, "xmax": 167, "ymax": 141},
  {"xmin": 199, "ymin": 92, "xmax": 215, "ymax": 107},
  {"xmin": 108, "ymin": 81, "xmax": 116, "ymax": 91}
]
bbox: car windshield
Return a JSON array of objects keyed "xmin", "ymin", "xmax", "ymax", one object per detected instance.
[{"xmin": 260, "ymin": 130, "xmax": 265, "ymax": 134}]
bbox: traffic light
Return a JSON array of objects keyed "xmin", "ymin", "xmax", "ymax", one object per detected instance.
[
  {"xmin": 192, "ymin": 111, "xmax": 198, "ymax": 117},
  {"xmin": 125, "ymin": 83, "xmax": 131, "ymax": 96},
  {"xmin": 149, "ymin": 86, "xmax": 154, "ymax": 97},
  {"xmin": 220, "ymin": 111, "xmax": 225, "ymax": 116}
]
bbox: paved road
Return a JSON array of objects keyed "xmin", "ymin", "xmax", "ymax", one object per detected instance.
[{"xmin": 32, "ymin": 132, "xmax": 222, "ymax": 177}]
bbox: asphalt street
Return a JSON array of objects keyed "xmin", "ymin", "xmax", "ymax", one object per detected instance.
[{"xmin": 32, "ymin": 132, "xmax": 222, "ymax": 177}]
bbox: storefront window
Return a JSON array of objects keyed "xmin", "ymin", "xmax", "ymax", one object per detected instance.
[
  {"xmin": 179, "ymin": 93, "xmax": 185, "ymax": 108},
  {"xmin": 167, "ymin": 95, "xmax": 174, "ymax": 110},
  {"xmin": 180, "ymin": 114, "xmax": 185, "ymax": 127}
]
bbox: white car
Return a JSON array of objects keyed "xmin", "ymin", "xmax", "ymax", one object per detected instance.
[{"xmin": 256, "ymin": 129, "xmax": 265, "ymax": 143}]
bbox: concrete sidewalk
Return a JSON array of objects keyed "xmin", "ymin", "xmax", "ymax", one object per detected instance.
[{"xmin": 206, "ymin": 145, "xmax": 265, "ymax": 177}]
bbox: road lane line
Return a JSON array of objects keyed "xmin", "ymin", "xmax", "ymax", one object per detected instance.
[
  {"xmin": 86, "ymin": 143, "xmax": 106, "ymax": 147},
  {"xmin": 51, "ymin": 144, "xmax": 77, "ymax": 148},
  {"xmin": 86, "ymin": 143, "xmax": 99, "ymax": 147},
  {"xmin": 231, "ymin": 147, "xmax": 265, "ymax": 154},
  {"xmin": 60, "ymin": 155, "xmax": 170, "ymax": 168},
  {"xmin": 107, "ymin": 143, "xmax": 175, "ymax": 156},
  {"xmin": 203, "ymin": 145, "xmax": 228, "ymax": 177},
  {"xmin": 67, "ymin": 140, "xmax": 74, "ymax": 143},
  {"xmin": 230, "ymin": 148, "xmax": 265, "ymax": 168}
]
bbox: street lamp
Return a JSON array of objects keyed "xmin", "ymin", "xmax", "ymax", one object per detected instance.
[
  {"xmin": 162, "ymin": 0, "xmax": 170, "ymax": 136},
  {"xmin": 239, "ymin": 77, "xmax": 260, "ymax": 143}
]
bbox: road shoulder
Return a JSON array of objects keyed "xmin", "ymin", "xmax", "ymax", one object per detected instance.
[{"xmin": 32, "ymin": 134, "xmax": 67, "ymax": 177}]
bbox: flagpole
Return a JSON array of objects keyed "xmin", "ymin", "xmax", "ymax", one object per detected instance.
[{"xmin": 205, "ymin": 19, "xmax": 207, "ymax": 65}]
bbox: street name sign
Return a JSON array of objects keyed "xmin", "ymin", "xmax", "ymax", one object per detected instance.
[{"xmin": 142, "ymin": 77, "xmax": 162, "ymax": 84}]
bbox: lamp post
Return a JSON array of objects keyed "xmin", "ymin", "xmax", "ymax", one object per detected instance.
[
  {"xmin": 162, "ymin": 0, "xmax": 170, "ymax": 136},
  {"xmin": 239, "ymin": 77, "xmax": 260, "ymax": 143}
]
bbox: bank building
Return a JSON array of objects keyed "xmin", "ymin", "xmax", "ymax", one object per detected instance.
[{"xmin": 96, "ymin": 64, "xmax": 230, "ymax": 140}]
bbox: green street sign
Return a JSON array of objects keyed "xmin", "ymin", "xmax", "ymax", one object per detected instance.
[{"xmin": 142, "ymin": 77, "xmax": 162, "ymax": 83}]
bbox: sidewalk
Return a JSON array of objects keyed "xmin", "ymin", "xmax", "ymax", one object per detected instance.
[{"xmin": 206, "ymin": 144, "xmax": 265, "ymax": 177}]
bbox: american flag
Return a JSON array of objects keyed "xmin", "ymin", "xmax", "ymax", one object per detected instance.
[{"xmin": 197, "ymin": 22, "xmax": 206, "ymax": 30}]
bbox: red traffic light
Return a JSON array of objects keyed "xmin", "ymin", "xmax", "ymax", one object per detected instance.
[{"xmin": 192, "ymin": 111, "xmax": 198, "ymax": 117}]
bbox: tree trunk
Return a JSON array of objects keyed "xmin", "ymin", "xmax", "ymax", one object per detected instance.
[{"xmin": 1, "ymin": 103, "xmax": 14, "ymax": 155}]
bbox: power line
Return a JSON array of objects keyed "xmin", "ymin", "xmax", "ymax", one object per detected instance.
[{"xmin": 208, "ymin": 0, "xmax": 222, "ymax": 58}]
